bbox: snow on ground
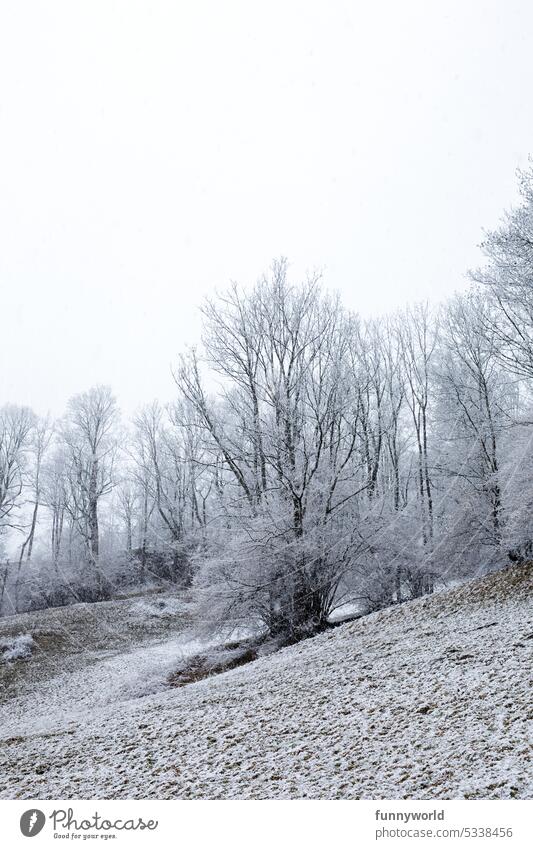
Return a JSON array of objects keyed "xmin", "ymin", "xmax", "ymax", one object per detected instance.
[
  {"xmin": 0, "ymin": 589, "xmax": 194, "ymax": 701},
  {"xmin": 0, "ymin": 634, "xmax": 210, "ymax": 738},
  {"xmin": 0, "ymin": 564, "xmax": 531, "ymax": 799},
  {"xmin": 0, "ymin": 634, "xmax": 35, "ymax": 663}
]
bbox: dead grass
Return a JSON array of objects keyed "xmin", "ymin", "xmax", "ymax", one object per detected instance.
[
  {"xmin": 168, "ymin": 645, "xmax": 259, "ymax": 687},
  {"xmin": 0, "ymin": 590, "xmax": 191, "ymax": 702}
]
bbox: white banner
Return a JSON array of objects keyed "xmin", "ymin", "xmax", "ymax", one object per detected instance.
[{"xmin": 0, "ymin": 799, "xmax": 530, "ymax": 848}]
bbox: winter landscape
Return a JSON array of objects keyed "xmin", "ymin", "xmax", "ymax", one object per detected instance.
[
  {"xmin": 0, "ymin": 562, "xmax": 532, "ymax": 799},
  {"xmin": 2, "ymin": 204, "xmax": 533, "ymax": 798},
  {"xmin": 1, "ymin": 3, "xmax": 533, "ymax": 802}
]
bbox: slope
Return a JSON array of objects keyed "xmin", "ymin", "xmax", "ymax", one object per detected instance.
[{"xmin": 0, "ymin": 563, "xmax": 531, "ymax": 799}]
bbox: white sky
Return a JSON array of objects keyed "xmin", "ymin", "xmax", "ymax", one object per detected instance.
[{"xmin": 1, "ymin": 0, "xmax": 533, "ymax": 417}]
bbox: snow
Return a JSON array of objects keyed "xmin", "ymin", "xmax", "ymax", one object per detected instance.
[
  {"xmin": 0, "ymin": 563, "xmax": 531, "ymax": 799},
  {"xmin": 327, "ymin": 602, "xmax": 365, "ymax": 623},
  {"xmin": 129, "ymin": 597, "xmax": 191, "ymax": 618},
  {"xmin": 0, "ymin": 634, "xmax": 35, "ymax": 663}
]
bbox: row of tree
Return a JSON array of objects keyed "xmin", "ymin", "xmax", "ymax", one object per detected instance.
[{"xmin": 2, "ymin": 165, "xmax": 533, "ymax": 641}]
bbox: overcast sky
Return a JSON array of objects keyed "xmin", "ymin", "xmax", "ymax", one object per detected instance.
[{"xmin": 1, "ymin": 1, "xmax": 533, "ymax": 417}]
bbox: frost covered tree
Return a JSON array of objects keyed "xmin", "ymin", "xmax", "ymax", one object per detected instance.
[
  {"xmin": 17, "ymin": 416, "xmax": 53, "ymax": 564},
  {"xmin": 129, "ymin": 399, "xmax": 211, "ymax": 582},
  {"xmin": 59, "ymin": 386, "xmax": 119, "ymax": 588},
  {"xmin": 13, "ymin": 415, "xmax": 54, "ymax": 608},
  {"xmin": 397, "ymin": 303, "xmax": 438, "ymax": 595},
  {"xmin": 469, "ymin": 162, "xmax": 533, "ymax": 562},
  {"xmin": 6, "ymin": 160, "xmax": 533, "ymax": 627},
  {"xmin": 434, "ymin": 293, "xmax": 513, "ymax": 569},
  {"xmin": 0, "ymin": 405, "xmax": 35, "ymax": 611},
  {"xmin": 176, "ymin": 261, "xmax": 423, "ymax": 640},
  {"xmin": 41, "ymin": 445, "xmax": 72, "ymax": 571},
  {"xmin": 472, "ymin": 162, "xmax": 533, "ymax": 379},
  {"xmin": 0, "ymin": 405, "xmax": 35, "ymax": 535}
]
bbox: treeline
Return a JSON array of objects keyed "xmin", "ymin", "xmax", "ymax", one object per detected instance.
[{"xmin": 2, "ymin": 165, "xmax": 533, "ymax": 642}]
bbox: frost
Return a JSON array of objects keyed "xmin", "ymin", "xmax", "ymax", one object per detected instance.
[
  {"xmin": 0, "ymin": 565, "xmax": 531, "ymax": 799},
  {"xmin": 1, "ymin": 634, "xmax": 35, "ymax": 663},
  {"xmin": 130, "ymin": 597, "xmax": 188, "ymax": 618}
]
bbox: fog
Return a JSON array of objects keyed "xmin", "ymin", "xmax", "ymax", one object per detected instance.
[{"xmin": 2, "ymin": 1, "xmax": 533, "ymax": 415}]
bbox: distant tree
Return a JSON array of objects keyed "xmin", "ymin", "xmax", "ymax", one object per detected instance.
[
  {"xmin": 0, "ymin": 405, "xmax": 35, "ymax": 611},
  {"xmin": 436, "ymin": 293, "xmax": 512, "ymax": 555},
  {"xmin": 14, "ymin": 415, "xmax": 54, "ymax": 609},
  {"xmin": 0, "ymin": 405, "xmax": 35, "ymax": 535},
  {"xmin": 60, "ymin": 386, "xmax": 119, "ymax": 588},
  {"xmin": 472, "ymin": 162, "xmax": 533, "ymax": 380},
  {"xmin": 41, "ymin": 445, "xmax": 72, "ymax": 571},
  {"xmin": 399, "ymin": 303, "xmax": 438, "ymax": 595}
]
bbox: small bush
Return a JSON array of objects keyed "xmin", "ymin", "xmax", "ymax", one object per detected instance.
[
  {"xmin": 0, "ymin": 633, "xmax": 36, "ymax": 662},
  {"xmin": 168, "ymin": 641, "xmax": 259, "ymax": 687}
]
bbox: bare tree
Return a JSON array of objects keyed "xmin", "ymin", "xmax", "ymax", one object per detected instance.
[
  {"xmin": 14, "ymin": 415, "xmax": 54, "ymax": 609},
  {"xmin": 399, "ymin": 303, "xmax": 438, "ymax": 594},
  {"xmin": 0, "ymin": 405, "xmax": 35, "ymax": 533},
  {"xmin": 41, "ymin": 446, "xmax": 72, "ymax": 571},
  {"xmin": 131, "ymin": 400, "xmax": 207, "ymax": 582},
  {"xmin": 179, "ymin": 261, "xmax": 386, "ymax": 639},
  {"xmin": 472, "ymin": 162, "xmax": 533, "ymax": 380},
  {"xmin": 60, "ymin": 386, "xmax": 118, "ymax": 588},
  {"xmin": 0, "ymin": 405, "xmax": 35, "ymax": 610},
  {"xmin": 441, "ymin": 295, "xmax": 509, "ymax": 539}
]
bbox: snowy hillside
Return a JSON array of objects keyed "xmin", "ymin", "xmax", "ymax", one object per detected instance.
[{"xmin": 0, "ymin": 564, "xmax": 531, "ymax": 799}]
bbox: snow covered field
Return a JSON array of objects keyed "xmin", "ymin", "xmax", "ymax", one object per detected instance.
[{"xmin": 0, "ymin": 564, "xmax": 531, "ymax": 799}]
